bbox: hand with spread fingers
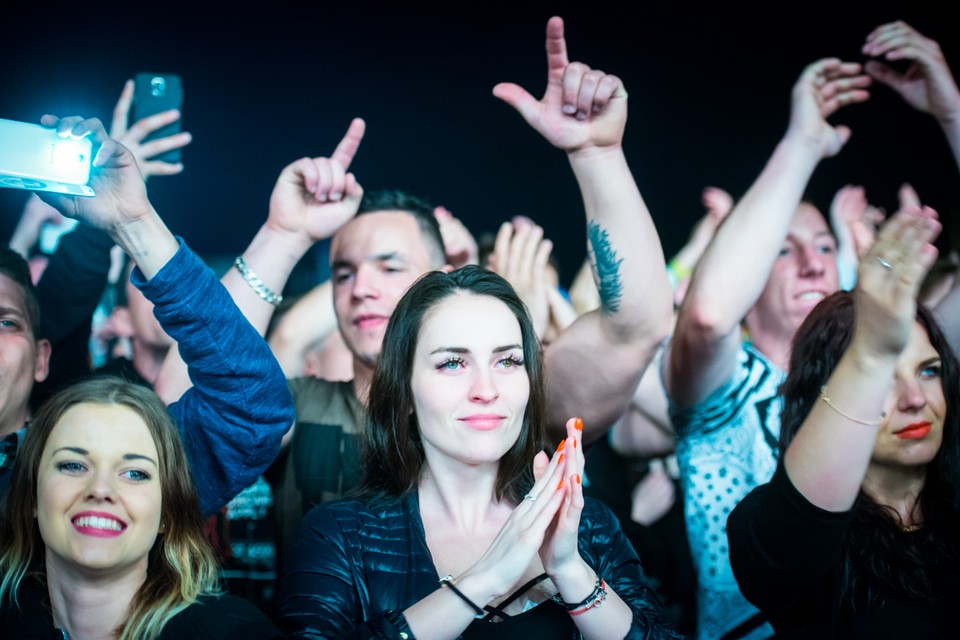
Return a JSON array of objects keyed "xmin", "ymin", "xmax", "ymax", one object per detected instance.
[
  {"xmin": 434, "ymin": 205, "xmax": 479, "ymax": 268},
  {"xmin": 110, "ymin": 79, "xmax": 192, "ymax": 179},
  {"xmin": 786, "ymin": 57, "xmax": 872, "ymax": 158},
  {"xmin": 863, "ymin": 21, "xmax": 960, "ymax": 125}
]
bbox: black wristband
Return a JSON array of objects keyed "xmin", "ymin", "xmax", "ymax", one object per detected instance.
[{"xmin": 439, "ymin": 574, "xmax": 485, "ymax": 616}]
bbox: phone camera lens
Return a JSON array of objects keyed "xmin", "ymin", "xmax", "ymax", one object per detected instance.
[{"xmin": 150, "ymin": 76, "xmax": 167, "ymax": 97}]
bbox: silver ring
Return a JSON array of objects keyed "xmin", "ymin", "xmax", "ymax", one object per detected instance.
[
  {"xmin": 876, "ymin": 256, "xmax": 893, "ymax": 270},
  {"xmin": 523, "ymin": 494, "xmax": 536, "ymax": 502}
]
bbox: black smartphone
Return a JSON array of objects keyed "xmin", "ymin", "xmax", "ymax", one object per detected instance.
[{"xmin": 131, "ymin": 72, "xmax": 183, "ymax": 164}]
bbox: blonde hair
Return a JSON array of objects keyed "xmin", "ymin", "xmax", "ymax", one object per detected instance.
[{"xmin": 0, "ymin": 377, "xmax": 220, "ymax": 639}]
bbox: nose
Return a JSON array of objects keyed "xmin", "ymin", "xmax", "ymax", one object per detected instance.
[
  {"xmin": 351, "ymin": 264, "xmax": 380, "ymax": 301},
  {"xmin": 469, "ymin": 368, "xmax": 500, "ymax": 403},
  {"xmin": 85, "ymin": 469, "xmax": 118, "ymax": 503},
  {"xmin": 895, "ymin": 376, "xmax": 928, "ymax": 414},
  {"xmin": 797, "ymin": 245, "xmax": 826, "ymax": 277}
]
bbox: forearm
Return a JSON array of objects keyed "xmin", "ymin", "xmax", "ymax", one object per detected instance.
[
  {"xmin": 783, "ymin": 343, "xmax": 894, "ymax": 512},
  {"xmin": 109, "ymin": 208, "xmax": 178, "ymax": 279},
  {"xmin": 546, "ymin": 147, "xmax": 671, "ymax": 440},
  {"xmin": 154, "ymin": 223, "xmax": 313, "ymax": 401},
  {"xmin": 939, "ymin": 114, "xmax": 960, "ymax": 174},
  {"xmin": 269, "ymin": 280, "xmax": 337, "ymax": 378},
  {"xmin": 681, "ymin": 134, "xmax": 820, "ymax": 338}
]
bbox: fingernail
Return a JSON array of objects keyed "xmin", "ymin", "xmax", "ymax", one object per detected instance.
[
  {"xmin": 562, "ymin": 104, "xmax": 576, "ymax": 115},
  {"xmin": 557, "ymin": 440, "xmax": 566, "ymax": 452},
  {"xmin": 573, "ymin": 439, "xmax": 578, "ymax": 449},
  {"xmin": 576, "ymin": 474, "xmax": 581, "ymax": 484},
  {"xmin": 558, "ymin": 453, "xmax": 564, "ymax": 464},
  {"xmin": 574, "ymin": 418, "xmax": 583, "ymax": 431},
  {"xmin": 557, "ymin": 479, "xmax": 565, "ymax": 490}
]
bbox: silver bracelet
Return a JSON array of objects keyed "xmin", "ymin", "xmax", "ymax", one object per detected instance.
[{"xmin": 233, "ymin": 256, "xmax": 283, "ymax": 306}]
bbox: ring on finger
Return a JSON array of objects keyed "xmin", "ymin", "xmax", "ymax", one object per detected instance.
[
  {"xmin": 876, "ymin": 256, "xmax": 894, "ymax": 270},
  {"xmin": 523, "ymin": 494, "xmax": 536, "ymax": 502}
]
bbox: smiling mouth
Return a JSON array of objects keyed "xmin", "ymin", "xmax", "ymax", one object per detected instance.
[
  {"xmin": 354, "ymin": 315, "xmax": 387, "ymax": 330},
  {"xmin": 797, "ymin": 291, "xmax": 825, "ymax": 301},
  {"xmin": 72, "ymin": 515, "xmax": 126, "ymax": 537}
]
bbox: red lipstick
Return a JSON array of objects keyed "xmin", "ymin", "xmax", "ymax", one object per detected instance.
[{"xmin": 895, "ymin": 422, "xmax": 932, "ymax": 440}]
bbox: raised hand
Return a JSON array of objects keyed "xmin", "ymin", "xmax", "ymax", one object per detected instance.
[
  {"xmin": 488, "ymin": 217, "xmax": 553, "ymax": 339},
  {"xmin": 267, "ymin": 118, "xmax": 366, "ymax": 247},
  {"xmin": 630, "ymin": 460, "xmax": 677, "ymax": 527},
  {"xmin": 493, "ymin": 16, "xmax": 627, "ymax": 154},
  {"xmin": 855, "ymin": 205, "xmax": 940, "ymax": 359},
  {"xmin": 434, "ymin": 206, "xmax": 479, "ymax": 268},
  {"xmin": 830, "ymin": 184, "xmax": 883, "ymax": 259},
  {"xmin": 701, "ymin": 186, "xmax": 734, "ymax": 224},
  {"xmin": 110, "ymin": 79, "xmax": 192, "ymax": 179},
  {"xmin": 36, "ymin": 115, "xmax": 151, "ymax": 231},
  {"xmin": 786, "ymin": 58, "xmax": 872, "ymax": 158},
  {"xmin": 863, "ymin": 21, "xmax": 960, "ymax": 124}
]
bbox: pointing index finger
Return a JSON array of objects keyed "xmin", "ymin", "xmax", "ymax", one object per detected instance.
[
  {"xmin": 545, "ymin": 16, "xmax": 569, "ymax": 84},
  {"xmin": 331, "ymin": 117, "xmax": 366, "ymax": 170}
]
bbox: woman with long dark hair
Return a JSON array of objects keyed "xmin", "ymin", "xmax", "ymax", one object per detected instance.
[
  {"xmin": 276, "ymin": 266, "xmax": 679, "ymax": 639},
  {"xmin": 728, "ymin": 205, "xmax": 960, "ymax": 636}
]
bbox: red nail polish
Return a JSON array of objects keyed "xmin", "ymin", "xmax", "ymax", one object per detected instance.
[
  {"xmin": 557, "ymin": 479, "xmax": 565, "ymax": 490},
  {"xmin": 574, "ymin": 417, "xmax": 583, "ymax": 431},
  {"xmin": 558, "ymin": 453, "xmax": 564, "ymax": 464},
  {"xmin": 573, "ymin": 439, "xmax": 577, "ymax": 449},
  {"xmin": 576, "ymin": 474, "xmax": 581, "ymax": 484},
  {"xmin": 557, "ymin": 440, "xmax": 566, "ymax": 452}
]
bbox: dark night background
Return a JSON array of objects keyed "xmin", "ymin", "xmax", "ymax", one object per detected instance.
[{"xmin": 2, "ymin": 1, "xmax": 956, "ymax": 287}]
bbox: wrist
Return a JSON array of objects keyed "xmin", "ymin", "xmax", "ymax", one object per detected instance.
[
  {"xmin": 549, "ymin": 559, "xmax": 595, "ymax": 602},
  {"xmin": 566, "ymin": 143, "xmax": 624, "ymax": 165},
  {"xmin": 260, "ymin": 221, "xmax": 316, "ymax": 260}
]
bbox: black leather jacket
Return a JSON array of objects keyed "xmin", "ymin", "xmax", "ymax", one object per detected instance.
[{"xmin": 276, "ymin": 491, "xmax": 681, "ymax": 639}]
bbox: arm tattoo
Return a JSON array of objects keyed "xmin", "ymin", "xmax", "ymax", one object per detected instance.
[{"xmin": 587, "ymin": 220, "xmax": 624, "ymax": 313}]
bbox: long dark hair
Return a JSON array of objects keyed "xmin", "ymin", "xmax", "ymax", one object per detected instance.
[
  {"xmin": 359, "ymin": 265, "xmax": 546, "ymax": 503},
  {"xmin": 780, "ymin": 290, "xmax": 960, "ymax": 603}
]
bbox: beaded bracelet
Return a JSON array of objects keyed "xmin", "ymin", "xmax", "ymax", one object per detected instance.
[
  {"xmin": 554, "ymin": 576, "xmax": 607, "ymax": 616},
  {"xmin": 439, "ymin": 574, "xmax": 485, "ymax": 616},
  {"xmin": 234, "ymin": 255, "xmax": 283, "ymax": 306}
]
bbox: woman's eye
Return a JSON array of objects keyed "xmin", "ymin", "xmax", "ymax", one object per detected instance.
[
  {"xmin": 437, "ymin": 358, "xmax": 465, "ymax": 371},
  {"xmin": 498, "ymin": 356, "xmax": 524, "ymax": 368},
  {"xmin": 55, "ymin": 461, "xmax": 86, "ymax": 473},
  {"xmin": 920, "ymin": 363, "xmax": 942, "ymax": 379},
  {"xmin": 123, "ymin": 469, "xmax": 152, "ymax": 482}
]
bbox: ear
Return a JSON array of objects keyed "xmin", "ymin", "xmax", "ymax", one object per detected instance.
[{"xmin": 33, "ymin": 339, "xmax": 51, "ymax": 383}]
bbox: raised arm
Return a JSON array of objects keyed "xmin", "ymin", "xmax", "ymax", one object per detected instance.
[
  {"xmin": 494, "ymin": 16, "xmax": 673, "ymax": 442},
  {"xmin": 863, "ymin": 21, "xmax": 960, "ymax": 170},
  {"xmin": 37, "ymin": 115, "xmax": 294, "ymax": 514},
  {"xmin": 666, "ymin": 58, "xmax": 870, "ymax": 407},
  {"xmin": 784, "ymin": 206, "xmax": 939, "ymax": 510},
  {"xmin": 154, "ymin": 118, "xmax": 365, "ymax": 403}
]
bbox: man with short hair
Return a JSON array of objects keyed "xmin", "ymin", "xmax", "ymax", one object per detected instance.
[
  {"xmin": 155, "ymin": 17, "xmax": 675, "ymax": 561},
  {"xmin": 663, "ymin": 59, "xmax": 870, "ymax": 640}
]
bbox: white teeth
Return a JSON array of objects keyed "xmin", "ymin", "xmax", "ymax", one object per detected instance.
[
  {"xmin": 798, "ymin": 292, "xmax": 824, "ymax": 300},
  {"xmin": 73, "ymin": 516, "xmax": 123, "ymax": 531}
]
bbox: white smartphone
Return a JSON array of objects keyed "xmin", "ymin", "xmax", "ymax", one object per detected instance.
[{"xmin": 0, "ymin": 118, "xmax": 95, "ymax": 197}]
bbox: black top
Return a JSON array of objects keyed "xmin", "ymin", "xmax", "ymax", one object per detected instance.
[
  {"xmin": 728, "ymin": 462, "xmax": 960, "ymax": 639},
  {"xmin": 0, "ymin": 577, "xmax": 286, "ymax": 639}
]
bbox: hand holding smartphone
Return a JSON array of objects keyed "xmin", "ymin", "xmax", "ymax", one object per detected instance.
[{"xmin": 0, "ymin": 118, "xmax": 95, "ymax": 197}]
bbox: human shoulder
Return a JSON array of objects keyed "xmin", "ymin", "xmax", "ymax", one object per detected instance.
[
  {"xmin": 160, "ymin": 593, "xmax": 286, "ymax": 639},
  {"xmin": 289, "ymin": 377, "xmax": 358, "ymax": 414}
]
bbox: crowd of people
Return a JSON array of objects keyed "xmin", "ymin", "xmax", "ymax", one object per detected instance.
[{"xmin": 1, "ymin": 15, "xmax": 959, "ymax": 640}]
